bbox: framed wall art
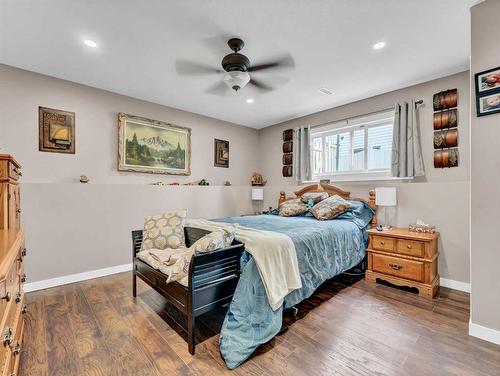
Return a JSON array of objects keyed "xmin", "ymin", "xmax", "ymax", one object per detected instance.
[
  {"xmin": 475, "ymin": 66, "xmax": 500, "ymax": 94},
  {"xmin": 39, "ymin": 107, "xmax": 75, "ymax": 154},
  {"xmin": 118, "ymin": 113, "xmax": 191, "ymax": 175},
  {"xmin": 476, "ymin": 90, "xmax": 500, "ymax": 117},
  {"xmin": 214, "ymin": 138, "xmax": 229, "ymax": 168},
  {"xmin": 475, "ymin": 67, "xmax": 500, "ymax": 117}
]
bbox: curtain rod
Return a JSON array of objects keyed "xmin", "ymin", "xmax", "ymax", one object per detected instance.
[{"xmin": 309, "ymin": 99, "xmax": 424, "ymax": 130}]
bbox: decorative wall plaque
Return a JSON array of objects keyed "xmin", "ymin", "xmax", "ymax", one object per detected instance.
[
  {"xmin": 282, "ymin": 129, "xmax": 293, "ymax": 177},
  {"xmin": 432, "ymin": 89, "xmax": 459, "ymax": 168},
  {"xmin": 214, "ymin": 138, "xmax": 229, "ymax": 168},
  {"xmin": 39, "ymin": 107, "xmax": 75, "ymax": 154}
]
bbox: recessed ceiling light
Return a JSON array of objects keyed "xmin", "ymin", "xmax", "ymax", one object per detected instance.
[
  {"xmin": 83, "ymin": 39, "xmax": 97, "ymax": 48},
  {"xmin": 318, "ymin": 88, "xmax": 334, "ymax": 96},
  {"xmin": 246, "ymin": 98, "xmax": 254, "ymax": 103},
  {"xmin": 373, "ymin": 41, "xmax": 386, "ymax": 50}
]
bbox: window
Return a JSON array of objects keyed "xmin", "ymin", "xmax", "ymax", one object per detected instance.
[{"xmin": 310, "ymin": 110, "xmax": 394, "ymax": 181}]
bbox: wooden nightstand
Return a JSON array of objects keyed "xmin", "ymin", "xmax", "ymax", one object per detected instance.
[{"xmin": 365, "ymin": 228, "xmax": 439, "ymax": 299}]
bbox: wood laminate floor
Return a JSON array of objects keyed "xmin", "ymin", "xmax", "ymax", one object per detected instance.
[{"xmin": 19, "ymin": 272, "xmax": 500, "ymax": 376}]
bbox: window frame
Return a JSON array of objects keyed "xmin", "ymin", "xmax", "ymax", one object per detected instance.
[{"xmin": 309, "ymin": 111, "xmax": 395, "ymax": 182}]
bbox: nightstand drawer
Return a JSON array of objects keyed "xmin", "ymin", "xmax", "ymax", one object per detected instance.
[
  {"xmin": 372, "ymin": 254, "xmax": 424, "ymax": 282},
  {"xmin": 396, "ymin": 239, "xmax": 424, "ymax": 257},
  {"xmin": 371, "ymin": 236, "xmax": 395, "ymax": 252}
]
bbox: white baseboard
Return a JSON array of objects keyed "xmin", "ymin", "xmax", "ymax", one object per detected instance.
[
  {"xmin": 24, "ymin": 263, "xmax": 132, "ymax": 293},
  {"xmin": 440, "ymin": 278, "xmax": 471, "ymax": 293},
  {"xmin": 469, "ymin": 320, "xmax": 500, "ymax": 345}
]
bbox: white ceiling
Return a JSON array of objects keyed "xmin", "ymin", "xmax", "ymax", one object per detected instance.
[{"xmin": 0, "ymin": 0, "xmax": 473, "ymax": 129}]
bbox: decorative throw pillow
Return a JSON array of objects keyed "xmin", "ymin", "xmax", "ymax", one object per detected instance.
[
  {"xmin": 191, "ymin": 229, "xmax": 230, "ymax": 253},
  {"xmin": 311, "ymin": 195, "xmax": 351, "ymax": 220},
  {"xmin": 301, "ymin": 191, "xmax": 329, "ymax": 204},
  {"xmin": 191, "ymin": 231, "xmax": 224, "ymax": 253},
  {"xmin": 221, "ymin": 228, "xmax": 235, "ymax": 247},
  {"xmin": 279, "ymin": 198, "xmax": 308, "ymax": 217},
  {"xmin": 142, "ymin": 210, "xmax": 187, "ymax": 251}
]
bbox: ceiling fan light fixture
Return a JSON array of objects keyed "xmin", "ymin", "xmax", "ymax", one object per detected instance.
[{"xmin": 223, "ymin": 71, "xmax": 250, "ymax": 92}]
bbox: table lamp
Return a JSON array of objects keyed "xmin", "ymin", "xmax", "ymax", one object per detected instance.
[{"xmin": 375, "ymin": 187, "xmax": 397, "ymax": 229}]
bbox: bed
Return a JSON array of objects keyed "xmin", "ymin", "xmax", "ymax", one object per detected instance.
[{"xmin": 211, "ymin": 183, "xmax": 377, "ymax": 368}]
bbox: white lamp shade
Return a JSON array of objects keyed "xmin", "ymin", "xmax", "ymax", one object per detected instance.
[
  {"xmin": 251, "ymin": 188, "xmax": 264, "ymax": 201},
  {"xmin": 375, "ymin": 187, "xmax": 397, "ymax": 206}
]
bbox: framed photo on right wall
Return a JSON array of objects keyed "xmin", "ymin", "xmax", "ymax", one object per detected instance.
[
  {"xmin": 476, "ymin": 91, "xmax": 500, "ymax": 117},
  {"xmin": 475, "ymin": 66, "xmax": 500, "ymax": 117}
]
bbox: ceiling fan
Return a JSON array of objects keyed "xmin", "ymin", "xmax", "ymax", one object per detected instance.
[{"xmin": 175, "ymin": 37, "xmax": 294, "ymax": 95}]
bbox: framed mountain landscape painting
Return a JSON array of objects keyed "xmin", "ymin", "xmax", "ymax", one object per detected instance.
[{"xmin": 118, "ymin": 113, "xmax": 191, "ymax": 175}]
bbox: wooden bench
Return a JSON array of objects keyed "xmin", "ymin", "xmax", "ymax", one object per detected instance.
[{"xmin": 132, "ymin": 227, "xmax": 244, "ymax": 355}]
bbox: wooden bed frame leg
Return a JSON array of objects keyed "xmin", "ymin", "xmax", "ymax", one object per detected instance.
[
  {"xmin": 188, "ymin": 316, "xmax": 196, "ymax": 355},
  {"xmin": 132, "ymin": 271, "xmax": 137, "ymax": 298}
]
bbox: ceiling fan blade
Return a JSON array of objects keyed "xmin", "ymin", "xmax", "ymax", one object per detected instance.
[
  {"xmin": 249, "ymin": 78, "xmax": 273, "ymax": 91},
  {"xmin": 175, "ymin": 59, "xmax": 221, "ymax": 75},
  {"xmin": 248, "ymin": 54, "xmax": 295, "ymax": 72},
  {"xmin": 205, "ymin": 81, "xmax": 230, "ymax": 96}
]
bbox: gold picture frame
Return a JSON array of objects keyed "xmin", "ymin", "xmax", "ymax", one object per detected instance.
[{"xmin": 118, "ymin": 113, "xmax": 191, "ymax": 175}]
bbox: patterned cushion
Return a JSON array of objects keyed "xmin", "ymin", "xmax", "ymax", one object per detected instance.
[
  {"xmin": 279, "ymin": 198, "xmax": 308, "ymax": 217},
  {"xmin": 311, "ymin": 195, "xmax": 351, "ymax": 220},
  {"xmin": 142, "ymin": 210, "xmax": 186, "ymax": 251},
  {"xmin": 301, "ymin": 191, "xmax": 329, "ymax": 204},
  {"xmin": 136, "ymin": 250, "xmax": 161, "ymax": 270},
  {"xmin": 191, "ymin": 230, "xmax": 228, "ymax": 253}
]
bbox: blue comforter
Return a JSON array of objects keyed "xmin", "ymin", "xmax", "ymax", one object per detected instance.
[{"xmin": 212, "ymin": 200, "xmax": 374, "ymax": 369}]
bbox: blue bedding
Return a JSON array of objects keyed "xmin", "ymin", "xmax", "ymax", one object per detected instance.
[{"xmin": 212, "ymin": 200, "xmax": 374, "ymax": 369}]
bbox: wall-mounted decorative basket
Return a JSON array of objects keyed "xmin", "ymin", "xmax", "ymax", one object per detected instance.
[
  {"xmin": 433, "ymin": 89, "xmax": 458, "ymax": 111},
  {"xmin": 433, "ymin": 109, "xmax": 458, "ymax": 130},
  {"xmin": 282, "ymin": 129, "xmax": 294, "ymax": 177},
  {"xmin": 433, "ymin": 89, "xmax": 459, "ymax": 168}
]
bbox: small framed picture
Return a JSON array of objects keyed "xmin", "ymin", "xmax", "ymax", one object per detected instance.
[
  {"xmin": 476, "ymin": 91, "xmax": 500, "ymax": 117},
  {"xmin": 475, "ymin": 67, "xmax": 500, "ymax": 94},
  {"xmin": 214, "ymin": 139, "xmax": 229, "ymax": 168},
  {"xmin": 39, "ymin": 107, "xmax": 76, "ymax": 154}
]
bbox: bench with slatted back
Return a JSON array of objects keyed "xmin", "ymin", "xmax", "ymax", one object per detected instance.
[{"xmin": 132, "ymin": 226, "xmax": 244, "ymax": 355}]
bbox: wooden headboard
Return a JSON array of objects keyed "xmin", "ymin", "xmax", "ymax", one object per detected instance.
[{"xmin": 279, "ymin": 183, "xmax": 378, "ymax": 228}]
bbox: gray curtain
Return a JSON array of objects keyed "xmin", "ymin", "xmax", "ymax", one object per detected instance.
[
  {"xmin": 391, "ymin": 100, "xmax": 424, "ymax": 178},
  {"xmin": 293, "ymin": 126, "xmax": 312, "ymax": 182}
]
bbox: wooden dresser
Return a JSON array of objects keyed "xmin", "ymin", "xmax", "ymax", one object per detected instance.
[
  {"xmin": 0, "ymin": 154, "xmax": 26, "ymax": 376},
  {"xmin": 365, "ymin": 228, "xmax": 439, "ymax": 299}
]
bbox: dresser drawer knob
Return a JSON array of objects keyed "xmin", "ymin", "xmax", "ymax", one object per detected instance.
[
  {"xmin": 389, "ymin": 263, "xmax": 403, "ymax": 271},
  {"xmin": 2, "ymin": 292, "xmax": 11, "ymax": 302},
  {"xmin": 380, "ymin": 241, "xmax": 385, "ymax": 245},
  {"xmin": 21, "ymin": 274, "xmax": 26, "ymax": 283},
  {"xmin": 407, "ymin": 244, "xmax": 411, "ymax": 249},
  {"xmin": 22, "ymin": 304, "xmax": 28, "ymax": 314},
  {"xmin": 2, "ymin": 327, "xmax": 12, "ymax": 346}
]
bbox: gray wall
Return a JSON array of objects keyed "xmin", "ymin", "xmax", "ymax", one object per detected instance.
[
  {"xmin": 259, "ymin": 72, "xmax": 470, "ymax": 284},
  {"xmin": 470, "ymin": 0, "xmax": 500, "ymax": 333},
  {"xmin": 0, "ymin": 64, "xmax": 472, "ymax": 287},
  {"xmin": 0, "ymin": 64, "xmax": 259, "ymax": 282}
]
